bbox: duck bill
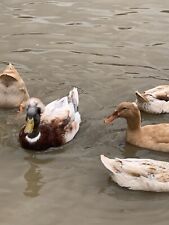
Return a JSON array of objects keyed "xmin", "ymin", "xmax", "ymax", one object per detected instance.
[
  {"xmin": 24, "ymin": 118, "xmax": 34, "ymax": 133},
  {"xmin": 104, "ymin": 111, "xmax": 119, "ymax": 125},
  {"xmin": 135, "ymin": 91, "xmax": 149, "ymax": 103}
]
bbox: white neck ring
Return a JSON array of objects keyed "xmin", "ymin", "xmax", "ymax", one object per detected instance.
[{"xmin": 26, "ymin": 132, "xmax": 41, "ymax": 144}]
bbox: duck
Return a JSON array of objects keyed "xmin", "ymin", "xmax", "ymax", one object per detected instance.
[
  {"xmin": 135, "ymin": 85, "xmax": 169, "ymax": 114},
  {"xmin": 101, "ymin": 155, "xmax": 169, "ymax": 192},
  {"xmin": 19, "ymin": 87, "xmax": 81, "ymax": 151},
  {"xmin": 0, "ymin": 63, "xmax": 29, "ymax": 111},
  {"xmin": 104, "ymin": 101, "xmax": 169, "ymax": 152}
]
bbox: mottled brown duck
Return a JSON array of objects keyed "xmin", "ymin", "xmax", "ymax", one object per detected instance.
[{"xmin": 19, "ymin": 87, "xmax": 81, "ymax": 151}]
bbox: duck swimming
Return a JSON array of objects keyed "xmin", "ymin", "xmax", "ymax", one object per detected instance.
[
  {"xmin": 19, "ymin": 87, "xmax": 81, "ymax": 151},
  {"xmin": 104, "ymin": 101, "xmax": 169, "ymax": 152},
  {"xmin": 136, "ymin": 85, "xmax": 169, "ymax": 114},
  {"xmin": 101, "ymin": 155, "xmax": 169, "ymax": 192},
  {"xmin": 0, "ymin": 63, "xmax": 29, "ymax": 111}
]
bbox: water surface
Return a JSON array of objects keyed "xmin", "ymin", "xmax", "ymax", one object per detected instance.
[{"xmin": 1, "ymin": 0, "xmax": 169, "ymax": 224}]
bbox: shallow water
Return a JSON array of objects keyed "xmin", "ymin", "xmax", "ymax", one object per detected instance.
[{"xmin": 1, "ymin": 0, "xmax": 169, "ymax": 224}]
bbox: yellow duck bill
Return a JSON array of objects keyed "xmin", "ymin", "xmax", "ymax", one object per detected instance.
[{"xmin": 24, "ymin": 118, "xmax": 34, "ymax": 133}]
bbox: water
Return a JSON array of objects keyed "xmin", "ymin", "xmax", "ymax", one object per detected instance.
[{"xmin": 1, "ymin": 0, "xmax": 169, "ymax": 224}]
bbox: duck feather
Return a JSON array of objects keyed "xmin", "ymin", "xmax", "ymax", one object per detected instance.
[{"xmin": 101, "ymin": 155, "xmax": 169, "ymax": 192}]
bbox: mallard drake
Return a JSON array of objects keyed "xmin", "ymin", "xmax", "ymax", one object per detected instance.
[
  {"xmin": 104, "ymin": 101, "xmax": 169, "ymax": 152},
  {"xmin": 19, "ymin": 87, "xmax": 81, "ymax": 151},
  {"xmin": 136, "ymin": 85, "xmax": 169, "ymax": 114},
  {"xmin": 0, "ymin": 63, "xmax": 29, "ymax": 111},
  {"xmin": 101, "ymin": 155, "xmax": 169, "ymax": 192}
]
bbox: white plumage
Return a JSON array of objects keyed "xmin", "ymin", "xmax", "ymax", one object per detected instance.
[
  {"xmin": 41, "ymin": 88, "xmax": 79, "ymax": 123},
  {"xmin": 41, "ymin": 87, "xmax": 81, "ymax": 143},
  {"xmin": 136, "ymin": 85, "xmax": 169, "ymax": 114},
  {"xmin": 101, "ymin": 155, "xmax": 169, "ymax": 192}
]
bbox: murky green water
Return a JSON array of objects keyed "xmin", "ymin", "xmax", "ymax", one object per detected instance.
[{"xmin": 1, "ymin": 0, "xmax": 169, "ymax": 224}]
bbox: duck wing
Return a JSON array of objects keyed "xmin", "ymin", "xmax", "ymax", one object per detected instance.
[
  {"xmin": 144, "ymin": 85, "xmax": 169, "ymax": 100},
  {"xmin": 41, "ymin": 87, "xmax": 79, "ymax": 124}
]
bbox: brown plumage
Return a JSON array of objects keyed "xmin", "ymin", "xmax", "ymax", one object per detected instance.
[
  {"xmin": 104, "ymin": 101, "xmax": 169, "ymax": 152},
  {"xmin": 0, "ymin": 63, "xmax": 29, "ymax": 110},
  {"xmin": 19, "ymin": 123, "xmax": 65, "ymax": 151}
]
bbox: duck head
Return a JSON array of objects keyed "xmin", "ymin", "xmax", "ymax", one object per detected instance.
[
  {"xmin": 104, "ymin": 102, "xmax": 141, "ymax": 125},
  {"xmin": 24, "ymin": 98, "xmax": 45, "ymax": 136}
]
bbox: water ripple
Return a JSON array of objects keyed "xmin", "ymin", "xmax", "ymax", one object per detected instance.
[
  {"xmin": 118, "ymin": 27, "xmax": 132, "ymax": 30},
  {"xmin": 71, "ymin": 50, "xmax": 120, "ymax": 58},
  {"xmin": 115, "ymin": 11, "xmax": 138, "ymax": 16},
  {"xmin": 17, "ymin": 14, "xmax": 35, "ymax": 19},
  {"xmin": 93, "ymin": 62, "xmax": 158, "ymax": 70},
  {"xmin": 130, "ymin": 7, "xmax": 149, "ymax": 10},
  {"xmin": 145, "ymin": 42, "xmax": 165, "ymax": 47},
  {"xmin": 133, "ymin": 75, "xmax": 169, "ymax": 82},
  {"xmin": 12, "ymin": 32, "xmax": 47, "ymax": 36},
  {"xmin": 47, "ymin": 1, "xmax": 75, "ymax": 7},
  {"xmin": 160, "ymin": 10, "xmax": 169, "ymax": 13},
  {"xmin": 12, "ymin": 48, "xmax": 45, "ymax": 53}
]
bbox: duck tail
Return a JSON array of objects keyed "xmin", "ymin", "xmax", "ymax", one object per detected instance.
[
  {"xmin": 69, "ymin": 87, "xmax": 79, "ymax": 112},
  {"xmin": 101, "ymin": 155, "xmax": 123, "ymax": 175},
  {"xmin": 100, "ymin": 155, "xmax": 115, "ymax": 173},
  {"xmin": 135, "ymin": 91, "xmax": 148, "ymax": 103}
]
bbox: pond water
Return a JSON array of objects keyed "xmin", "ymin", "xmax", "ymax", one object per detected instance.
[{"xmin": 1, "ymin": 0, "xmax": 169, "ymax": 224}]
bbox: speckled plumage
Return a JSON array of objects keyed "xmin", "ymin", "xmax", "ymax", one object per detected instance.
[{"xmin": 101, "ymin": 155, "xmax": 169, "ymax": 192}]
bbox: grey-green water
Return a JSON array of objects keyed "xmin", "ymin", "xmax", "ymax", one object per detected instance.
[{"xmin": 1, "ymin": 0, "xmax": 169, "ymax": 224}]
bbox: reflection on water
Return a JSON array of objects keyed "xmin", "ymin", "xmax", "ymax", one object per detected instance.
[
  {"xmin": 23, "ymin": 154, "xmax": 54, "ymax": 198},
  {"xmin": 24, "ymin": 155, "xmax": 44, "ymax": 197}
]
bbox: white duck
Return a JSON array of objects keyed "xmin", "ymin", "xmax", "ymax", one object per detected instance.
[
  {"xmin": 101, "ymin": 155, "xmax": 169, "ymax": 192},
  {"xmin": 19, "ymin": 87, "xmax": 81, "ymax": 151},
  {"xmin": 136, "ymin": 85, "xmax": 169, "ymax": 114}
]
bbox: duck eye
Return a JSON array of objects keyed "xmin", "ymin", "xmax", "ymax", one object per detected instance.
[{"xmin": 122, "ymin": 107, "xmax": 127, "ymax": 110}]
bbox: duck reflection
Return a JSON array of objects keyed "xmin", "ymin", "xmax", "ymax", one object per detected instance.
[{"xmin": 23, "ymin": 154, "xmax": 53, "ymax": 198}]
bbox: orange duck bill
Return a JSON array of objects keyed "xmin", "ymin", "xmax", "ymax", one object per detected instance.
[{"xmin": 104, "ymin": 110, "xmax": 119, "ymax": 124}]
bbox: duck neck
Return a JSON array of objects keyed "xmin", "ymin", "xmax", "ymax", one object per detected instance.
[
  {"xmin": 27, "ymin": 127, "xmax": 40, "ymax": 139},
  {"xmin": 27, "ymin": 124, "xmax": 40, "ymax": 139},
  {"xmin": 126, "ymin": 112, "xmax": 141, "ymax": 131},
  {"xmin": 26, "ymin": 127, "xmax": 41, "ymax": 144}
]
